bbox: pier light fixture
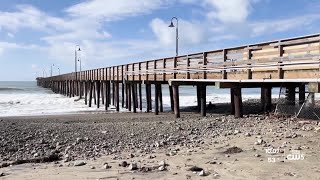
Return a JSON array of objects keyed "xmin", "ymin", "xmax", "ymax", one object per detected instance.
[
  {"xmin": 51, "ymin": 64, "xmax": 54, "ymax": 77},
  {"xmin": 168, "ymin": 17, "xmax": 179, "ymax": 57},
  {"xmin": 75, "ymin": 45, "xmax": 81, "ymax": 80}
]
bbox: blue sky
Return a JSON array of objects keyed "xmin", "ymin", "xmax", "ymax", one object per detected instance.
[{"xmin": 0, "ymin": 0, "xmax": 319, "ymax": 81}]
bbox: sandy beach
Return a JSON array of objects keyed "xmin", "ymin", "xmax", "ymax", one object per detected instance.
[{"xmin": 1, "ymin": 105, "xmax": 320, "ymax": 180}]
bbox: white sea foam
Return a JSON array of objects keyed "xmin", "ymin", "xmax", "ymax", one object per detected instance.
[{"xmin": 0, "ymin": 81, "xmax": 317, "ymax": 117}]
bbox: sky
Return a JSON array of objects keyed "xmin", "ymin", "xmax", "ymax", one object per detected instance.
[{"xmin": 0, "ymin": 0, "xmax": 319, "ymax": 81}]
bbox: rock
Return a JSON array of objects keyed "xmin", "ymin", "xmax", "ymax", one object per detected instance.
[
  {"xmin": 33, "ymin": 153, "xmax": 40, "ymax": 158},
  {"xmin": 158, "ymin": 165, "xmax": 166, "ymax": 171},
  {"xmin": 234, "ymin": 130, "xmax": 240, "ymax": 135},
  {"xmin": 158, "ymin": 160, "xmax": 166, "ymax": 167},
  {"xmin": 76, "ymin": 138, "xmax": 83, "ymax": 144},
  {"xmin": 188, "ymin": 166, "xmax": 203, "ymax": 172},
  {"xmin": 90, "ymin": 166, "xmax": 96, "ymax": 169},
  {"xmin": 245, "ymin": 132, "xmax": 251, "ymax": 137},
  {"xmin": 119, "ymin": 161, "xmax": 128, "ymax": 167},
  {"xmin": 255, "ymin": 154, "xmax": 261, "ymax": 157},
  {"xmin": 224, "ymin": 146, "xmax": 243, "ymax": 154},
  {"xmin": 255, "ymin": 139, "xmax": 264, "ymax": 145},
  {"xmin": 0, "ymin": 172, "xmax": 4, "ymax": 177},
  {"xmin": 314, "ymin": 126, "xmax": 320, "ymax": 133},
  {"xmin": 128, "ymin": 163, "xmax": 138, "ymax": 170},
  {"xmin": 199, "ymin": 170, "xmax": 206, "ymax": 176},
  {"xmin": 212, "ymin": 172, "xmax": 220, "ymax": 178},
  {"xmin": 74, "ymin": 161, "xmax": 86, "ymax": 166},
  {"xmin": 103, "ymin": 163, "xmax": 112, "ymax": 169}
]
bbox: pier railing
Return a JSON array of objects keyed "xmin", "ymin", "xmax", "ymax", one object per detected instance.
[{"xmin": 38, "ymin": 33, "xmax": 320, "ymax": 82}]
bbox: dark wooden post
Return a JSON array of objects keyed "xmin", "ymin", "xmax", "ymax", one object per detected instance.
[
  {"xmin": 128, "ymin": 83, "xmax": 132, "ymax": 111},
  {"xmin": 155, "ymin": 84, "xmax": 159, "ymax": 115},
  {"xmin": 197, "ymin": 85, "xmax": 201, "ymax": 113},
  {"xmin": 286, "ymin": 86, "xmax": 295, "ymax": 105},
  {"xmin": 263, "ymin": 87, "xmax": 272, "ymax": 112},
  {"xmin": 169, "ymin": 85, "xmax": 174, "ymax": 111},
  {"xmin": 106, "ymin": 81, "xmax": 110, "ymax": 110},
  {"xmin": 173, "ymin": 85, "xmax": 180, "ymax": 118},
  {"xmin": 122, "ymin": 65, "xmax": 125, "ymax": 108},
  {"xmin": 116, "ymin": 82, "xmax": 120, "ymax": 112},
  {"xmin": 105, "ymin": 81, "xmax": 108, "ymax": 110},
  {"xmin": 125, "ymin": 83, "xmax": 129, "ymax": 109},
  {"xmin": 89, "ymin": 81, "xmax": 93, "ymax": 107},
  {"xmin": 96, "ymin": 81, "xmax": 100, "ymax": 108},
  {"xmin": 200, "ymin": 85, "xmax": 207, "ymax": 117},
  {"xmin": 132, "ymin": 83, "xmax": 137, "ymax": 113},
  {"xmin": 234, "ymin": 88, "xmax": 243, "ymax": 118},
  {"xmin": 159, "ymin": 84, "xmax": 163, "ymax": 112},
  {"xmin": 84, "ymin": 81, "xmax": 88, "ymax": 105},
  {"xmin": 139, "ymin": 83, "xmax": 142, "ymax": 111},
  {"xmin": 101, "ymin": 82, "xmax": 105, "ymax": 105},
  {"xmin": 93, "ymin": 82, "xmax": 96, "ymax": 105},
  {"xmin": 146, "ymin": 84, "xmax": 150, "ymax": 112},
  {"xmin": 299, "ymin": 84, "xmax": 305, "ymax": 105},
  {"xmin": 230, "ymin": 88, "xmax": 235, "ymax": 115},
  {"xmin": 261, "ymin": 87, "xmax": 266, "ymax": 111}
]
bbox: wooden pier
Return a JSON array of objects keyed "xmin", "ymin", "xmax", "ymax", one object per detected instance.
[{"xmin": 37, "ymin": 33, "xmax": 320, "ymax": 118}]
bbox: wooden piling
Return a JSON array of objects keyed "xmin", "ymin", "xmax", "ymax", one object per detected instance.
[
  {"xmin": 96, "ymin": 81, "xmax": 100, "ymax": 108},
  {"xmin": 122, "ymin": 82, "xmax": 125, "ymax": 108},
  {"xmin": 234, "ymin": 88, "xmax": 243, "ymax": 118},
  {"xmin": 116, "ymin": 82, "xmax": 120, "ymax": 112},
  {"xmin": 139, "ymin": 83, "xmax": 142, "ymax": 111},
  {"xmin": 128, "ymin": 83, "xmax": 132, "ymax": 111},
  {"xmin": 159, "ymin": 84, "xmax": 163, "ymax": 113},
  {"xmin": 84, "ymin": 81, "xmax": 88, "ymax": 105},
  {"xmin": 173, "ymin": 85, "xmax": 180, "ymax": 118},
  {"xmin": 89, "ymin": 81, "xmax": 93, "ymax": 107},
  {"xmin": 200, "ymin": 85, "xmax": 207, "ymax": 117},
  {"xmin": 286, "ymin": 87, "xmax": 295, "ymax": 105},
  {"xmin": 101, "ymin": 82, "xmax": 105, "ymax": 105},
  {"xmin": 262, "ymin": 87, "xmax": 272, "ymax": 112},
  {"xmin": 299, "ymin": 84, "xmax": 305, "ymax": 105},
  {"xmin": 230, "ymin": 88, "xmax": 235, "ymax": 115},
  {"xmin": 155, "ymin": 84, "xmax": 159, "ymax": 115},
  {"xmin": 169, "ymin": 85, "xmax": 174, "ymax": 111},
  {"xmin": 197, "ymin": 85, "xmax": 201, "ymax": 113},
  {"xmin": 132, "ymin": 83, "xmax": 137, "ymax": 113}
]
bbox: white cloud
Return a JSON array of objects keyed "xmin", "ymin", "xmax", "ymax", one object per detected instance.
[
  {"xmin": 66, "ymin": 0, "xmax": 170, "ymax": 20},
  {"xmin": 7, "ymin": 32, "xmax": 14, "ymax": 38},
  {"xmin": 204, "ymin": 0, "xmax": 252, "ymax": 23},
  {"xmin": 150, "ymin": 18, "xmax": 206, "ymax": 46}
]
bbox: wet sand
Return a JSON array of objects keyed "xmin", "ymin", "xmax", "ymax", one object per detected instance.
[{"xmin": 1, "ymin": 106, "xmax": 320, "ymax": 179}]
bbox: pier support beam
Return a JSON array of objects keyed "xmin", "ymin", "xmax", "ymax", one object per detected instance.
[
  {"xmin": 286, "ymin": 86, "xmax": 295, "ymax": 105},
  {"xmin": 139, "ymin": 83, "xmax": 142, "ymax": 111},
  {"xmin": 101, "ymin": 82, "xmax": 104, "ymax": 105},
  {"xmin": 89, "ymin": 81, "xmax": 93, "ymax": 107},
  {"xmin": 200, "ymin": 85, "xmax": 207, "ymax": 117},
  {"xmin": 105, "ymin": 81, "xmax": 109, "ymax": 110},
  {"xmin": 197, "ymin": 85, "xmax": 201, "ymax": 113},
  {"xmin": 173, "ymin": 85, "xmax": 180, "ymax": 118},
  {"xmin": 128, "ymin": 83, "xmax": 132, "ymax": 111},
  {"xmin": 234, "ymin": 88, "xmax": 243, "ymax": 118},
  {"xmin": 132, "ymin": 83, "xmax": 137, "ymax": 113},
  {"xmin": 159, "ymin": 84, "xmax": 163, "ymax": 112},
  {"xmin": 84, "ymin": 81, "xmax": 88, "ymax": 105},
  {"xmin": 116, "ymin": 82, "xmax": 120, "ymax": 112},
  {"xmin": 155, "ymin": 84, "xmax": 159, "ymax": 115},
  {"xmin": 299, "ymin": 84, "xmax": 306, "ymax": 105},
  {"xmin": 146, "ymin": 84, "xmax": 152, "ymax": 112},
  {"xmin": 261, "ymin": 87, "xmax": 272, "ymax": 113},
  {"xmin": 122, "ymin": 82, "xmax": 125, "ymax": 108},
  {"xmin": 96, "ymin": 81, "xmax": 101, "ymax": 108},
  {"xmin": 230, "ymin": 88, "xmax": 235, "ymax": 115},
  {"xmin": 169, "ymin": 85, "xmax": 174, "ymax": 112}
]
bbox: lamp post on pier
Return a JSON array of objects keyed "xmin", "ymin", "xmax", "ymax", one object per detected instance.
[
  {"xmin": 75, "ymin": 45, "xmax": 81, "ymax": 80},
  {"xmin": 168, "ymin": 17, "xmax": 179, "ymax": 57},
  {"xmin": 51, "ymin": 64, "xmax": 54, "ymax": 77}
]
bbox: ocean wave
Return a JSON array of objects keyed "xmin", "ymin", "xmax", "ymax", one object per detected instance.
[{"xmin": 0, "ymin": 87, "xmax": 25, "ymax": 91}]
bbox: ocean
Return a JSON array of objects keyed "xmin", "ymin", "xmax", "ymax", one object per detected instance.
[{"xmin": 0, "ymin": 81, "xmax": 281, "ymax": 117}]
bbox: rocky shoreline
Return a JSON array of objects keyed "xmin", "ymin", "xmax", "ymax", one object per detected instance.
[{"xmin": 1, "ymin": 109, "xmax": 320, "ymax": 179}]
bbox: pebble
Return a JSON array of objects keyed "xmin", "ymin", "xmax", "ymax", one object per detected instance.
[
  {"xmin": 0, "ymin": 172, "xmax": 4, "ymax": 177},
  {"xmin": 90, "ymin": 166, "xmax": 96, "ymax": 169},
  {"xmin": 158, "ymin": 160, "xmax": 166, "ymax": 167},
  {"xmin": 314, "ymin": 126, "xmax": 320, "ymax": 133},
  {"xmin": 198, "ymin": 170, "xmax": 206, "ymax": 176},
  {"xmin": 255, "ymin": 154, "xmax": 261, "ymax": 157},
  {"xmin": 158, "ymin": 165, "xmax": 166, "ymax": 171},
  {"xmin": 245, "ymin": 132, "xmax": 251, "ymax": 137},
  {"xmin": 119, "ymin": 161, "xmax": 128, "ymax": 167},
  {"xmin": 74, "ymin": 160, "xmax": 86, "ymax": 166},
  {"xmin": 103, "ymin": 163, "xmax": 112, "ymax": 169},
  {"xmin": 128, "ymin": 163, "xmax": 138, "ymax": 170}
]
